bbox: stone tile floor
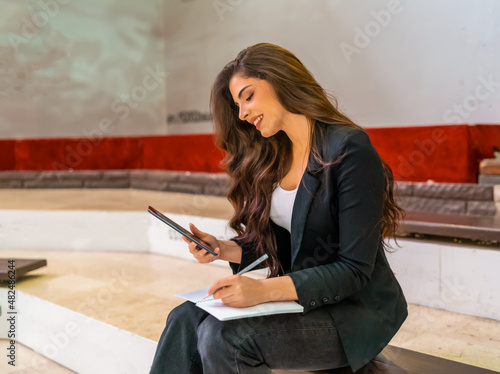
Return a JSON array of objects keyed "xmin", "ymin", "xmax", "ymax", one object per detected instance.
[{"xmin": 0, "ymin": 189, "xmax": 499, "ymax": 372}]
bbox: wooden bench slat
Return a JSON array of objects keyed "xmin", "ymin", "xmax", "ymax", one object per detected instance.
[
  {"xmin": 399, "ymin": 211, "xmax": 500, "ymax": 242},
  {"xmin": 383, "ymin": 345, "xmax": 497, "ymax": 374},
  {"xmin": 272, "ymin": 345, "xmax": 497, "ymax": 374}
]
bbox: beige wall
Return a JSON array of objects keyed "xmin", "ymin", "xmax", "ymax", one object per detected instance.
[
  {"xmin": 1, "ymin": 0, "xmax": 499, "ymax": 139},
  {"xmin": 164, "ymin": 0, "xmax": 500, "ymax": 134},
  {"xmin": 0, "ymin": 0, "xmax": 166, "ymax": 139}
]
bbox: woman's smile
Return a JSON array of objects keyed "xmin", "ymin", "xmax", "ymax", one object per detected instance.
[{"xmin": 250, "ymin": 114, "xmax": 264, "ymax": 130}]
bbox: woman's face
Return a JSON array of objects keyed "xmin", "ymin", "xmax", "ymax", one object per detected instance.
[{"xmin": 229, "ymin": 73, "xmax": 288, "ymax": 138}]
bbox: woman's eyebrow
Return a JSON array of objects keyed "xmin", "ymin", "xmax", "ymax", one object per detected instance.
[{"xmin": 238, "ymin": 85, "xmax": 251, "ymax": 99}]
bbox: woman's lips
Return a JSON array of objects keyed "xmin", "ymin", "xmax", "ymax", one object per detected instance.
[{"xmin": 252, "ymin": 114, "xmax": 263, "ymax": 130}]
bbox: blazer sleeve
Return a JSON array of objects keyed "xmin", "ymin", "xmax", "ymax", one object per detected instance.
[
  {"xmin": 289, "ymin": 130, "xmax": 386, "ymax": 313},
  {"xmin": 228, "ymin": 238, "xmax": 259, "ymax": 274}
]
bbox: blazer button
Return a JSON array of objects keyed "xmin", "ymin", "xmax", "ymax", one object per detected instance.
[
  {"xmin": 322, "ymin": 297, "xmax": 329, "ymax": 303},
  {"xmin": 309, "ymin": 301, "xmax": 316, "ymax": 307},
  {"xmin": 334, "ymin": 295, "xmax": 341, "ymax": 301}
]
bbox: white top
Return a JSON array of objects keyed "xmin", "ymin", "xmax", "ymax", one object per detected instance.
[{"xmin": 270, "ymin": 184, "xmax": 298, "ymax": 233}]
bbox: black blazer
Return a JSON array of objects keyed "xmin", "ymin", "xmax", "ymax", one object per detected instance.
[{"xmin": 231, "ymin": 122, "xmax": 408, "ymax": 371}]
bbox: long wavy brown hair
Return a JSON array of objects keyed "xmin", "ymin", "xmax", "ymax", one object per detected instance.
[{"xmin": 210, "ymin": 43, "xmax": 404, "ymax": 277}]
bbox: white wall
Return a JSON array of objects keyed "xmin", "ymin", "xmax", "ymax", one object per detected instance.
[
  {"xmin": 165, "ymin": 0, "xmax": 500, "ymax": 133},
  {"xmin": 386, "ymin": 238, "xmax": 500, "ymax": 321}
]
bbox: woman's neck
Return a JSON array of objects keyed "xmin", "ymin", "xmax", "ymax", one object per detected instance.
[{"xmin": 282, "ymin": 113, "xmax": 312, "ymax": 156}]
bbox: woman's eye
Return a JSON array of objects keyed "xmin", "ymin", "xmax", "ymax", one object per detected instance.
[{"xmin": 246, "ymin": 93, "xmax": 254, "ymax": 101}]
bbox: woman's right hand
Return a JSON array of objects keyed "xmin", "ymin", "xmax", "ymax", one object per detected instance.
[{"xmin": 182, "ymin": 223, "xmax": 221, "ymax": 263}]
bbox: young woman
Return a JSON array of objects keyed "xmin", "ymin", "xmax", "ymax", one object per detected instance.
[{"xmin": 150, "ymin": 43, "xmax": 407, "ymax": 373}]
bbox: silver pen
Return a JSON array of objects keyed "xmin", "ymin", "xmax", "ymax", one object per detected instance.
[{"xmin": 199, "ymin": 253, "xmax": 269, "ymax": 302}]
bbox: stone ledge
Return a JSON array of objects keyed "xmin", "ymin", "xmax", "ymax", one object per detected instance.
[
  {"xmin": 478, "ymin": 174, "xmax": 500, "ymax": 185},
  {"xmin": 84, "ymin": 179, "xmax": 130, "ymax": 188},
  {"xmin": 0, "ymin": 171, "xmax": 497, "ymax": 215},
  {"xmin": 130, "ymin": 178, "xmax": 169, "ymax": 191},
  {"xmin": 130, "ymin": 170, "xmax": 184, "ymax": 183},
  {"xmin": 51, "ymin": 170, "xmax": 105, "ymax": 180},
  {"xmin": 24, "ymin": 179, "xmax": 84, "ymax": 189},
  {"xmin": 0, "ymin": 171, "xmax": 43, "ymax": 180},
  {"xmin": 394, "ymin": 181, "xmax": 498, "ymax": 216},
  {"xmin": 168, "ymin": 182, "xmax": 204, "ymax": 194},
  {"xmin": 467, "ymin": 201, "xmax": 497, "ymax": 216},
  {"xmin": 398, "ymin": 196, "xmax": 467, "ymax": 215},
  {"xmin": 412, "ymin": 182, "xmax": 493, "ymax": 200},
  {"xmin": 394, "ymin": 182, "xmax": 413, "ymax": 196},
  {"xmin": 129, "ymin": 170, "xmax": 230, "ymax": 196},
  {"xmin": 0, "ymin": 170, "xmax": 230, "ymax": 196},
  {"xmin": 0, "ymin": 180, "xmax": 22, "ymax": 188}
]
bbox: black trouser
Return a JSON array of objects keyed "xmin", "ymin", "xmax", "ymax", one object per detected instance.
[{"xmin": 150, "ymin": 301, "xmax": 348, "ymax": 374}]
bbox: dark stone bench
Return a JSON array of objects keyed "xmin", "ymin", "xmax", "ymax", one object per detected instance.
[
  {"xmin": 0, "ymin": 258, "xmax": 47, "ymax": 281},
  {"xmin": 398, "ymin": 211, "xmax": 500, "ymax": 243},
  {"xmin": 272, "ymin": 345, "xmax": 497, "ymax": 373}
]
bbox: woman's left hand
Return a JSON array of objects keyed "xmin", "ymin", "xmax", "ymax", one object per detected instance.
[{"xmin": 208, "ymin": 275, "xmax": 265, "ymax": 308}]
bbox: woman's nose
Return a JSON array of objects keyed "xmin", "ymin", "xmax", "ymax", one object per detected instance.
[{"xmin": 239, "ymin": 106, "xmax": 249, "ymax": 121}]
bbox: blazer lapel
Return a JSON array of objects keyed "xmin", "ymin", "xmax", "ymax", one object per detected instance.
[{"xmin": 290, "ymin": 167, "xmax": 321, "ymax": 265}]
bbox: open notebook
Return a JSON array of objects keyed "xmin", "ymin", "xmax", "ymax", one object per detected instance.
[{"xmin": 176, "ymin": 288, "xmax": 304, "ymax": 321}]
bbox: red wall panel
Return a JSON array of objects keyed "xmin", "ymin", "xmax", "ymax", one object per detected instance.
[
  {"xmin": 141, "ymin": 134, "xmax": 225, "ymax": 172},
  {"xmin": 367, "ymin": 125, "xmax": 474, "ymax": 183},
  {"xmin": 468, "ymin": 124, "xmax": 500, "ymax": 158},
  {"xmin": 14, "ymin": 137, "xmax": 143, "ymax": 171},
  {"xmin": 0, "ymin": 140, "xmax": 16, "ymax": 170}
]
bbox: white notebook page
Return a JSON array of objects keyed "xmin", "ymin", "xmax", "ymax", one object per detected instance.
[{"xmin": 176, "ymin": 288, "xmax": 304, "ymax": 321}]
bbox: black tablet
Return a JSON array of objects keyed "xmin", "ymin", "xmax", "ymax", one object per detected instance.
[{"xmin": 147, "ymin": 206, "xmax": 218, "ymax": 256}]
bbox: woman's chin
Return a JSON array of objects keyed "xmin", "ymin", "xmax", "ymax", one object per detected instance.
[{"xmin": 258, "ymin": 128, "xmax": 276, "ymax": 138}]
